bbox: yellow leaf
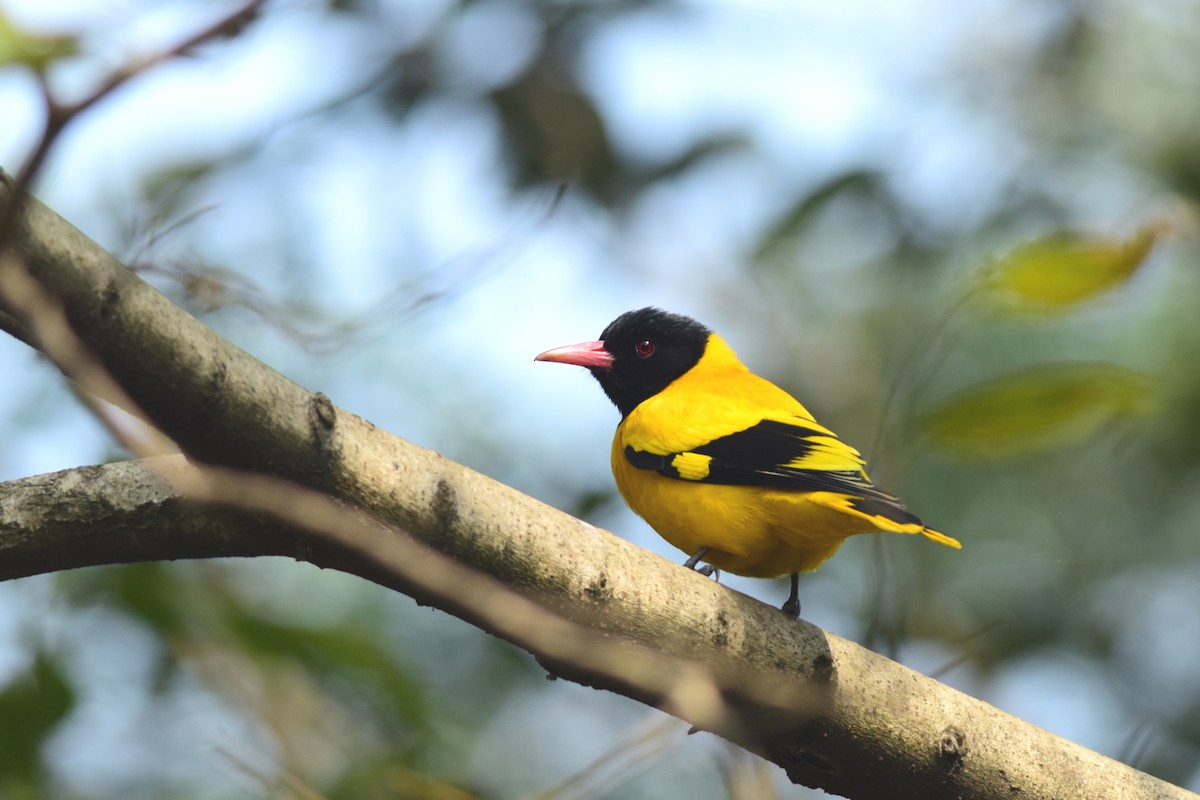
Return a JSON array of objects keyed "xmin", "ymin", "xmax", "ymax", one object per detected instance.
[
  {"xmin": 0, "ymin": 13, "xmax": 77, "ymax": 72},
  {"xmin": 922, "ymin": 363, "xmax": 1154, "ymax": 461},
  {"xmin": 982, "ymin": 223, "xmax": 1166, "ymax": 311}
]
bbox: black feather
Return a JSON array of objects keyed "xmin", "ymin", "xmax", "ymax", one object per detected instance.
[
  {"xmin": 590, "ymin": 308, "xmax": 710, "ymax": 418},
  {"xmin": 625, "ymin": 419, "xmax": 911, "ymax": 512}
]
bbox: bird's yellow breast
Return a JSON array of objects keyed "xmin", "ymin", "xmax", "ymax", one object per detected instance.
[
  {"xmin": 610, "ymin": 335, "xmax": 864, "ymax": 576},
  {"xmin": 611, "ymin": 439, "xmax": 856, "ymax": 576}
]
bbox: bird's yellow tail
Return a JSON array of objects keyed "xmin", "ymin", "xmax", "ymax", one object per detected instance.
[{"xmin": 920, "ymin": 527, "xmax": 962, "ymax": 549}]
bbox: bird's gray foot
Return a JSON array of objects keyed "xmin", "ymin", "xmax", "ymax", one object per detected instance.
[{"xmin": 781, "ymin": 572, "xmax": 801, "ymax": 618}]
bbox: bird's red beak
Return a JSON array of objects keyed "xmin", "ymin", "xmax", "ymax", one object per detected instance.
[{"xmin": 534, "ymin": 340, "xmax": 614, "ymax": 369}]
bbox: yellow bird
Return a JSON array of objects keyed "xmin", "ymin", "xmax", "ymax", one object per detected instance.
[{"xmin": 536, "ymin": 307, "xmax": 960, "ymax": 617}]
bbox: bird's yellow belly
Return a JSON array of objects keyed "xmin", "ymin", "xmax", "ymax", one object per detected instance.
[{"xmin": 613, "ymin": 460, "xmax": 858, "ymax": 578}]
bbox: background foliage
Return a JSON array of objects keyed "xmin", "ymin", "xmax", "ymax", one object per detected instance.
[{"xmin": 1, "ymin": 1, "xmax": 1199, "ymax": 797}]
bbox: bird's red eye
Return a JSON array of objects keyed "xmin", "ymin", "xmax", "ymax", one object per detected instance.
[{"xmin": 634, "ymin": 339, "xmax": 656, "ymax": 358}]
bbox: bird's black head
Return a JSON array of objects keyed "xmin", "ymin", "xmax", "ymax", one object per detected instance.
[{"xmin": 536, "ymin": 307, "xmax": 711, "ymax": 418}]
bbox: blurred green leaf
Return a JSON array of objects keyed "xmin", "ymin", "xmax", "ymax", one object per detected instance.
[
  {"xmin": 981, "ymin": 223, "xmax": 1166, "ymax": 311},
  {"xmin": 922, "ymin": 363, "xmax": 1155, "ymax": 460},
  {"xmin": 104, "ymin": 562, "xmax": 192, "ymax": 637},
  {"xmin": 58, "ymin": 563, "xmax": 192, "ymax": 642},
  {"xmin": 0, "ymin": 14, "xmax": 77, "ymax": 72},
  {"xmin": 220, "ymin": 604, "xmax": 429, "ymax": 732},
  {"xmin": 638, "ymin": 133, "xmax": 751, "ymax": 185},
  {"xmin": 753, "ymin": 169, "xmax": 886, "ymax": 263},
  {"xmin": 57, "ymin": 563, "xmax": 199, "ymax": 694},
  {"xmin": 0, "ymin": 653, "xmax": 75, "ymax": 791},
  {"xmin": 570, "ymin": 487, "xmax": 618, "ymax": 519},
  {"xmin": 328, "ymin": 757, "xmax": 482, "ymax": 800},
  {"xmin": 491, "ymin": 61, "xmax": 615, "ymax": 198}
]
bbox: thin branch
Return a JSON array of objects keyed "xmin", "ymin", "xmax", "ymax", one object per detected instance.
[
  {"xmin": 0, "ymin": 0, "xmax": 267, "ymax": 243},
  {"xmin": 18, "ymin": 0, "xmax": 266, "ymax": 190}
]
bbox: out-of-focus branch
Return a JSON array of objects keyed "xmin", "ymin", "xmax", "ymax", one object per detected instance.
[
  {"xmin": 0, "ymin": 1, "xmax": 264, "ymax": 437},
  {"xmin": 0, "ymin": 307, "xmax": 33, "ymax": 347},
  {"xmin": 5, "ymin": 0, "xmax": 266, "ymax": 203},
  {"xmin": 0, "ymin": 176, "xmax": 1195, "ymax": 800},
  {"xmin": 0, "ymin": 1, "xmax": 268, "ymax": 442}
]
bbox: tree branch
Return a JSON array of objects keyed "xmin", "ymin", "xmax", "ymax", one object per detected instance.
[{"xmin": 0, "ymin": 172, "xmax": 1195, "ymax": 800}]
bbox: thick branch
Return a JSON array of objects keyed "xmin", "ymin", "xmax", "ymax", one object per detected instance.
[
  {"xmin": 1, "ymin": 459, "xmax": 1190, "ymax": 800},
  {"xmin": 0, "ymin": 172, "xmax": 1194, "ymax": 800}
]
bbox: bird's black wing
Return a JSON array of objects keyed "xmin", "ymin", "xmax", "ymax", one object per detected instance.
[{"xmin": 624, "ymin": 418, "xmax": 918, "ymax": 522}]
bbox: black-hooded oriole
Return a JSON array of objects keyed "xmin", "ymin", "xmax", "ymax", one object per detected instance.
[{"xmin": 536, "ymin": 307, "xmax": 960, "ymax": 617}]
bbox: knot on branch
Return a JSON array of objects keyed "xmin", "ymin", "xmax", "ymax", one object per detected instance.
[
  {"xmin": 308, "ymin": 391, "xmax": 337, "ymax": 447},
  {"xmin": 938, "ymin": 725, "xmax": 968, "ymax": 773}
]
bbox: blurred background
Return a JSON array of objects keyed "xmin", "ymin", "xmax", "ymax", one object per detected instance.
[{"xmin": 1, "ymin": 0, "xmax": 1199, "ymax": 797}]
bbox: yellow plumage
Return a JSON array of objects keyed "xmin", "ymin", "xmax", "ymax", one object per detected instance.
[{"xmin": 611, "ymin": 334, "xmax": 959, "ymax": 577}]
